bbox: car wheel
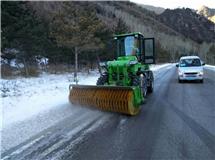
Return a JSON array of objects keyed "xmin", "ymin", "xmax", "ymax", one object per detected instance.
[{"xmin": 200, "ymin": 79, "xmax": 204, "ymax": 83}]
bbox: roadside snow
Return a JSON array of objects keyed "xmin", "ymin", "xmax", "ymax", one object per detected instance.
[
  {"xmin": 0, "ymin": 94, "xmax": 2, "ymax": 156},
  {"xmin": 150, "ymin": 63, "xmax": 173, "ymax": 71},
  {"xmin": 205, "ymin": 64, "xmax": 215, "ymax": 71},
  {"xmin": 1, "ymin": 71, "xmax": 99, "ymax": 128},
  {"xmin": 1, "ymin": 63, "xmax": 172, "ymax": 128}
]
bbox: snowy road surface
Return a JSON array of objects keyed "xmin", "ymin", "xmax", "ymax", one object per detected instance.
[
  {"xmin": 1, "ymin": 64, "xmax": 215, "ymax": 159},
  {"xmin": 1, "ymin": 64, "xmax": 171, "ymax": 154}
]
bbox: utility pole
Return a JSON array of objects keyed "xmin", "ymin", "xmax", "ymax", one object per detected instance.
[{"xmin": 74, "ymin": 47, "xmax": 78, "ymax": 84}]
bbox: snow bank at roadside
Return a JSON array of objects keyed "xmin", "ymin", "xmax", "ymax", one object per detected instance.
[
  {"xmin": 205, "ymin": 64, "xmax": 215, "ymax": 71},
  {"xmin": 150, "ymin": 63, "xmax": 173, "ymax": 71},
  {"xmin": 1, "ymin": 71, "xmax": 99, "ymax": 128},
  {"xmin": 1, "ymin": 63, "xmax": 172, "ymax": 128}
]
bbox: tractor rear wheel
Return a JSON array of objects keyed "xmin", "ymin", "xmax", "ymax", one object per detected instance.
[
  {"xmin": 147, "ymin": 71, "xmax": 154, "ymax": 93},
  {"xmin": 148, "ymin": 80, "xmax": 154, "ymax": 93}
]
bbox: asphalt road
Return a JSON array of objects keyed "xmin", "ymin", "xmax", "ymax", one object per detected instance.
[{"xmin": 2, "ymin": 66, "xmax": 215, "ymax": 160}]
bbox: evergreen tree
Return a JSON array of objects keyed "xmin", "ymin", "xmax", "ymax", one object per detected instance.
[
  {"xmin": 50, "ymin": 2, "xmax": 105, "ymax": 82},
  {"xmin": 114, "ymin": 18, "xmax": 130, "ymax": 35},
  {"xmin": 1, "ymin": 1, "xmax": 50, "ymax": 76}
]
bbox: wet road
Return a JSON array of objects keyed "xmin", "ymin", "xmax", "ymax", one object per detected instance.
[{"xmin": 2, "ymin": 66, "xmax": 215, "ymax": 160}]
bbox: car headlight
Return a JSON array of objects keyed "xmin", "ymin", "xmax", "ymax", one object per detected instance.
[
  {"xmin": 198, "ymin": 71, "xmax": 203, "ymax": 75},
  {"xmin": 178, "ymin": 70, "xmax": 183, "ymax": 75}
]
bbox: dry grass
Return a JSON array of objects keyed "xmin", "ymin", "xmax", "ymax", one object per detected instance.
[
  {"xmin": 1, "ymin": 65, "xmax": 39, "ymax": 78},
  {"xmin": 46, "ymin": 64, "xmax": 73, "ymax": 74},
  {"xmin": 1, "ymin": 65, "xmax": 13, "ymax": 78},
  {"xmin": 21, "ymin": 66, "xmax": 40, "ymax": 77},
  {"xmin": 1, "ymin": 64, "xmax": 97, "ymax": 79}
]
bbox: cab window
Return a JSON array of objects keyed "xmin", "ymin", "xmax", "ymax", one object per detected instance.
[{"xmin": 124, "ymin": 36, "xmax": 139, "ymax": 56}]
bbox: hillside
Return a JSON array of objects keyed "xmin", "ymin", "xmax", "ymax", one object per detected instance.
[
  {"xmin": 94, "ymin": 2, "xmax": 214, "ymax": 62},
  {"xmin": 22, "ymin": 1, "xmax": 215, "ymax": 57},
  {"xmin": 2, "ymin": 0, "xmax": 215, "ymax": 73},
  {"xmin": 158, "ymin": 8, "xmax": 215, "ymax": 43}
]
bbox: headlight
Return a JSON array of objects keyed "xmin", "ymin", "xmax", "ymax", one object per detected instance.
[
  {"xmin": 128, "ymin": 60, "xmax": 137, "ymax": 65},
  {"xmin": 198, "ymin": 71, "xmax": 203, "ymax": 75},
  {"xmin": 178, "ymin": 70, "xmax": 183, "ymax": 75}
]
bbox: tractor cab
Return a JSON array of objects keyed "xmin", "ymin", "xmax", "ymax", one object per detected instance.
[{"xmin": 114, "ymin": 32, "xmax": 155, "ymax": 64}]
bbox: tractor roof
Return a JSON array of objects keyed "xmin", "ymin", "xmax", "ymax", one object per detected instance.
[{"xmin": 114, "ymin": 32, "xmax": 143, "ymax": 38}]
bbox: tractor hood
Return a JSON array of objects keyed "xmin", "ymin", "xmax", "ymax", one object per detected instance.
[
  {"xmin": 106, "ymin": 55, "xmax": 142, "ymax": 86},
  {"xmin": 107, "ymin": 56, "xmax": 138, "ymax": 67}
]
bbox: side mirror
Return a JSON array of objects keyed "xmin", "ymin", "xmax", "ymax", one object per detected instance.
[
  {"xmin": 202, "ymin": 62, "xmax": 205, "ymax": 66},
  {"xmin": 176, "ymin": 64, "xmax": 179, "ymax": 67}
]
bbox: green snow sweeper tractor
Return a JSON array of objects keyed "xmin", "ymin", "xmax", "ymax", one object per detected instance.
[{"xmin": 69, "ymin": 32, "xmax": 155, "ymax": 115}]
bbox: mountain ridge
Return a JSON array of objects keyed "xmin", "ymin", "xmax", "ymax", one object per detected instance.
[{"xmin": 158, "ymin": 8, "xmax": 215, "ymax": 43}]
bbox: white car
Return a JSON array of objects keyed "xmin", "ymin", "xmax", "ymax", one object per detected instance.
[{"xmin": 176, "ymin": 56, "xmax": 205, "ymax": 83}]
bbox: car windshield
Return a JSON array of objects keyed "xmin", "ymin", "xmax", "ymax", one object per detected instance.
[{"xmin": 180, "ymin": 58, "xmax": 201, "ymax": 67}]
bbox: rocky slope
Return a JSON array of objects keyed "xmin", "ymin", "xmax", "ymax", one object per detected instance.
[
  {"xmin": 158, "ymin": 8, "xmax": 215, "ymax": 43},
  {"xmin": 197, "ymin": 5, "xmax": 215, "ymax": 23}
]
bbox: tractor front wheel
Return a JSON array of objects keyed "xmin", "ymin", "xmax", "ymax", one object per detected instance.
[
  {"xmin": 96, "ymin": 74, "xmax": 108, "ymax": 85},
  {"xmin": 132, "ymin": 75, "xmax": 147, "ymax": 97},
  {"xmin": 148, "ymin": 80, "xmax": 154, "ymax": 93}
]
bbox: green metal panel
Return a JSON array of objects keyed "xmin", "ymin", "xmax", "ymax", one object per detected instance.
[{"xmin": 106, "ymin": 55, "xmax": 145, "ymax": 107}]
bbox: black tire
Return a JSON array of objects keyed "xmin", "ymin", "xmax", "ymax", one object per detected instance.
[
  {"xmin": 200, "ymin": 79, "xmax": 204, "ymax": 83},
  {"xmin": 178, "ymin": 79, "xmax": 182, "ymax": 83},
  {"xmin": 132, "ymin": 75, "xmax": 147, "ymax": 97},
  {"xmin": 147, "ymin": 71, "xmax": 154, "ymax": 93},
  {"xmin": 148, "ymin": 80, "xmax": 154, "ymax": 93},
  {"xmin": 96, "ymin": 74, "xmax": 108, "ymax": 85}
]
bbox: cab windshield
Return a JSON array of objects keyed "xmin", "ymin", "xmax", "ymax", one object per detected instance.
[
  {"xmin": 117, "ymin": 36, "xmax": 139, "ymax": 56},
  {"xmin": 180, "ymin": 58, "xmax": 201, "ymax": 67},
  {"xmin": 125, "ymin": 36, "xmax": 135, "ymax": 56}
]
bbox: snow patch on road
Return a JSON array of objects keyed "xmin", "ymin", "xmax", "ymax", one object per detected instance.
[{"xmin": 150, "ymin": 63, "xmax": 173, "ymax": 71}]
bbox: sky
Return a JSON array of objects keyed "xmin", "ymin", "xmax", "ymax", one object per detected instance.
[{"xmin": 130, "ymin": 0, "xmax": 215, "ymax": 9}]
